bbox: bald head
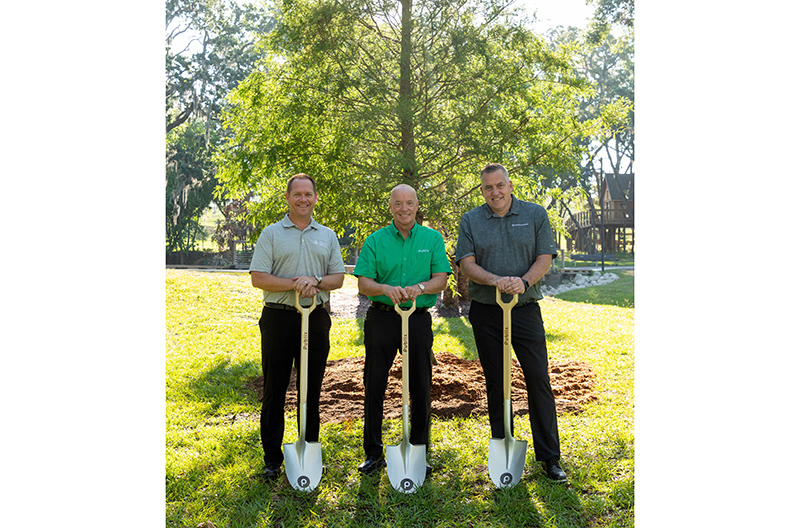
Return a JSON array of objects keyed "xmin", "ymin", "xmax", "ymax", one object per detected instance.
[
  {"xmin": 389, "ymin": 184, "xmax": 419, "ymax": 233},
  {"xmin": 389, "ymin": 184, "xmax": 418, "ymax": 203}
]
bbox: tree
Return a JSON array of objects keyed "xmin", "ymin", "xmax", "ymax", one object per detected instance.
[
  {"xmin": 586, "ymin": 0, "xmax": 634, "ymax": 44},
  {"xmin": 166, "ymin": 0, "xmax": 275, "ymax": 255},
  {"xmin": 543, "ymin": 24, "xmax": 634, "ymax": 252},
  {"xmin": 216, "ymin": 0, "xmax": 626, "ymax": 254},
  {"xmin": 166, "ymin": 0, "xmax": 275, "ymax": 134},
  {"xmin": 166, "ymin": 122, "xmax": 218, "ymax": 259}
]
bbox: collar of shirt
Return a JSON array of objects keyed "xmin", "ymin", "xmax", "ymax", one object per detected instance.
[
  {"xmin": 482, "ymin": 195, "xmax": 520, "ymax": 219},
  {"xmin": 280, "ymin": 213, "xmax": 319, "ymax": 231},
  {"xmin": 390, "ymin": 220, "xmax": 417, "ymax": 238}
]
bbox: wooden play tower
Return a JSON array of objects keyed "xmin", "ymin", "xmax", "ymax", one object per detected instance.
[{"xmin": 563, "ymin": 172, "xmax": 634, "ymax": 254}]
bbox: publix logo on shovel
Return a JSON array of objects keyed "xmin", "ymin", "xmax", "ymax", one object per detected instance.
[
  {"xmin": 400, "ymin": 478, "xmax": 415, "ymax": 492},
  {"xmin": 297, "ymin": 475, "xmax": 311, "ymax": 489},
  {"xmin": 499, "ymin": 472, "xmax": 514, "ymax": 486}
]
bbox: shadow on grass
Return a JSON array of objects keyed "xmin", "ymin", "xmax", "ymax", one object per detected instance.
[{"xmin": 186, "ymin": 357, "xmax": 261, "ymax": 406}]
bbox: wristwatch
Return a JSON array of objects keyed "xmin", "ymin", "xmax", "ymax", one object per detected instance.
[
  {"xmin": 417, "ymin": 283, "xmax": 426, "ymax": 293},
  {"xmin": 315, "ymin": 275, "xmax": 323, "ymax": 286},
  {"xmin": 521, "ymin": 278, "xmax": 530, "ymax": 290}
]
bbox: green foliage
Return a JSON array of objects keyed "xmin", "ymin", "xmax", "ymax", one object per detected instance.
[
  {"xmin": 166, "ymin": 270, "xmax": 634, "ymax": 527},
  {"xmin": 166, "ymin": 122, "xmax": 219, "ymax": 253},
  {"xmin": 166, "ymin": 0, "xmax": 275, "ymax": 253},
  {"xmin": 166, "ymin": 0, "xmax": 275, "ymax": 133},
  {"xmin": 585, "ymin": 0, "xmax": 634, "ymax": 44},
  {"xmin": 215, "ymin": 0, "xmax": 627, "ymax": 247}
]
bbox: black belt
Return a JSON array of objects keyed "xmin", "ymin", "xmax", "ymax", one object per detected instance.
[
  {"xmin": 370, "ymin": 301, "xmax": 428, "ymax": 313},
  {"xmin": 264, "ymin": 302, "xmax": 321, "ymax": 311}
]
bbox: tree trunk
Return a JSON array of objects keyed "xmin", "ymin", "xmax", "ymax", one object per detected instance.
[{"xmin": 398, "ymin": 0, "xmax": 415, "ymax": 182}]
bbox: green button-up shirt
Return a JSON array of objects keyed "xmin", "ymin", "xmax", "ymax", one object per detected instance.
[{"xmin": 353, "ymin": 221, "xmax": 452, "ymax": 308}]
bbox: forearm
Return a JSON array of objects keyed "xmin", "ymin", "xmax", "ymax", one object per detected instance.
[
  {"xmin": 458, "ymin": 257, "xmax": 501, "ymax": 287},
  {"xmin": 521, "ymin": 254, "xmax": 553, "ymax": 286},
  {"xmin": 251, "ymin": 271, "xmax": 345, "ymax": 298},
  {"xmin": 315, "ymin": 273, "xmax": 345, "ymax": 291},
  {"xmin": 250, "ymin": 271, "xmax": 295, "ymax": 292},
  {"xmin": 418, "ymin": 272, "xmax": 448, "ymax": 295},
  {"xmin": 459, "ymin": 254, "xmax": 552, "ymax": 295},
  {"xmin": 357, "ymin": 276, "xmax": 391, "ymax": 298}
]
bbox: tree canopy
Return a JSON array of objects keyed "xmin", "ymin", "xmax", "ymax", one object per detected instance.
[
  {"xmin": 166, "ymin": 0, "xmax": 274, "ymax": 255},
  {"xmin": 215, "ymin": 0, "xmax": 629, "ymax": 248}
]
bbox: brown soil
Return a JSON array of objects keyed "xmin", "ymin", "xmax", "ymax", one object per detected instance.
[{"xmin": 245, "ymin": 286, "xmax": 598, "ymax": 422}]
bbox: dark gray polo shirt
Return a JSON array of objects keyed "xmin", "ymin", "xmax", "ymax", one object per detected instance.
[{"xmin": 455, "ymin": 196, "xmax": 558, "ymax": 304}]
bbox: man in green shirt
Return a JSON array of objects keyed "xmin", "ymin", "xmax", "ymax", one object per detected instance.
[{"xmin": 353, "ymin": 184, "xmax": 452, "ymax": 476}]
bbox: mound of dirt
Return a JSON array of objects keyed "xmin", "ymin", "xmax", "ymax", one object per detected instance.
[{"xmin": 246, "ymin": 351, "xmax": 598, "ymax": 423}]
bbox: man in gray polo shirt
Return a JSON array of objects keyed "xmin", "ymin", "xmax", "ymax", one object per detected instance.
[
  {"xmin": 455, "ymin": 163, "xmax": 567, "ymax": 482},
  {"xmin": 249, "ymin": 173, "xmax": 346, "ymax": 481}
]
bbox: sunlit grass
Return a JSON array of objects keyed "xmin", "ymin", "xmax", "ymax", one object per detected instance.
[{"xmin": 166, "ymin": 269, "xmax": 634, "ymax": 527}]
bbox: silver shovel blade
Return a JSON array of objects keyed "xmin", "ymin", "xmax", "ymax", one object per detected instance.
[
  {"xmin": 386, "ymin": 442, "xmax": 427, "ymax": 493},
  {"xmin": 283, "ymin": 440, "xmax": 323, "ymax": 491},
  {"xmin": 488, "ymin": 436, "xmax": 528, "ymax": 488}
]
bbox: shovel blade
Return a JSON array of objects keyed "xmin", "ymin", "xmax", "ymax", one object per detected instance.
[
  {"xmin": 283, "ymin": 440, "xmax": 323, "ymax": 491},
  {"xmin": 488, "ymin": 436, "xmax": 528, "ymax": 488},
  {"xmin": 386, "ymin": 443, "xmax": 427, "ymax": 493}
]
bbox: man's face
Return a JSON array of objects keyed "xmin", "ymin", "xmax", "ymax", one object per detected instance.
[
  {"xmin": 480, "ymin": 170, "xmax": 513, "ymax": 216},
  {"xmin": 286, "ymin": 178, "xmax": 317, "ymax": 218},
  {"xmin": 389, "ymin": 186, "xmax": 419, "ymax": 231}
]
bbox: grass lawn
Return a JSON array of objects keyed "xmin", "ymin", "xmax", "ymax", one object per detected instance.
[
  {"xmin": 555, "ymin": 270, "xmax": 634, "ymax": 308},
  {"xmin": 166, "ymin": 270, "xmax": 634, "ymax": 527}
]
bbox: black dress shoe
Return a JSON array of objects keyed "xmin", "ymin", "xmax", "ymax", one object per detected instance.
[
  {"xmin": 426, "ymin": 463, "xmax": 432, "ymax": 477},
  {"xmin": 260, "ymin": 462, "xmax": 281, "ymax": 481},
  {"xmin": 358, "ymin": 455, "xmax": 386, "ymax": 474},
  {"xmin": 542, "ymin": 458, "xmax": 567, "ymax": 482}
]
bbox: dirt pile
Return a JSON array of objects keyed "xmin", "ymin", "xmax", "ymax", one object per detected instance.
[{"xmin": 246, "ymin": 351, "xmax": 598, "ymax": 423}]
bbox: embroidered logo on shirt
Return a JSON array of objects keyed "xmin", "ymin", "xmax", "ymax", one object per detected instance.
[
  {"xmin": 418, "ymin": 249, "xmax": 430, "ymax": 253},
  {"xmin": 511, "ymin": 223, "xmax": 529, "ymax": 227}
]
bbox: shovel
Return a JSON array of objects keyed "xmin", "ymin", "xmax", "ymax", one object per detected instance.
[
  {"xmin": 487, "ymin": 288, "xmax": 528, "ymax": 488},
  {"xmin": 283, "ymin": 291, "xmax": 323, "ymax": 492},
  {"xmin": 386, "ymin": 298, "xmax": 427, "ymax": 493}
]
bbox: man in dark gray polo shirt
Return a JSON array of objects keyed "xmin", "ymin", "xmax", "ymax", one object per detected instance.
[{"xmin": 455, "ymin": 163, "xmax": 567, "ymax": 482}]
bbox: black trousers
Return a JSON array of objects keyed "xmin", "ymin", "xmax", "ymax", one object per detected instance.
[
  {"xmin": 469, "ymin": 300, "xmax": 560, "ymax": 462},
  {"xmin": 258, "ymin": 304, "xmax": 331, "ymax": 466},
  {"xmin": 362, "ymin": 306, "xmax": 433, "ymax": 458}
]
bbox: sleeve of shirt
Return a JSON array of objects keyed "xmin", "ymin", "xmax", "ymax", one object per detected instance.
[
  {"xmin": 326, "ymin": 231, "xmax": 347, "ymax": 274},
  {"xmin": 249, "ymin": 228, "xmax": 273, "ymax": 273},
  {"xmin": 454, "ymin": 213, "xmax": 475, "ymax": 264},
  {"xmin": 352, "ymin": 234, "xmax": 377, "ymax": 279},
  {"xmin": 430, "ymin": 231, "xmax": 452, "ymax": 275},
  {"xmin": 535, "ymin": 208, "xmax": 559, "ymax": 259}
]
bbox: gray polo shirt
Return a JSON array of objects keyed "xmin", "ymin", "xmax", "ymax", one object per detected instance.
[
  {"xmin": 455, "ymin": 196, "xmax": 558, "ymax": 304},
  {"xmin": 249, "ymin": 214, "xmax": 346, "ymax": 305}
]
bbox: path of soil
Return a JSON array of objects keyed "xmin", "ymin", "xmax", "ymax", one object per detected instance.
[{"xmin": 245, "ymin": 287, "xmax": 599, "ymax": 422}]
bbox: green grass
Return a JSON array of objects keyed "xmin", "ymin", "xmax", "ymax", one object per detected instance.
[
  {"xmin": 166, "ymin": 270, "xmax": 634, "ymax": 527},
  {"xmin": 555, "ymin": 270, "xmax": 634, "ymax": 308}
]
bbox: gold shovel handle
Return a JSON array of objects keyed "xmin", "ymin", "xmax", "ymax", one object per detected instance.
[
  {"xmin": 495, "ymin": 288, "xmax": 517, "ymax": 404},
  {"xmin": 293, "ymin": 290, "xmax": 317, "ymax": 437},
  {"xmin": 394, "ymin": 298, "xmax": 416, "ymax": 437}
]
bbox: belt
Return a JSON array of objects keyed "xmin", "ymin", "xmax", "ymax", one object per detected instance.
[
  {"xmin": 370, "ymin": 301, "xmax": 428, "ymax": 313},
  {"xmin": 264, "ymin": 302, "xmax": 322, "ymax": 311}
]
